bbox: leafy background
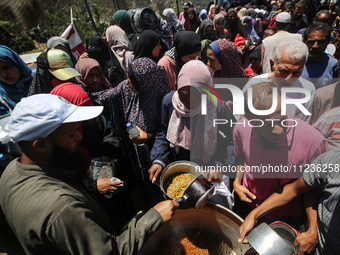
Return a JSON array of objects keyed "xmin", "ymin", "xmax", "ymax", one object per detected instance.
[{"xmin": 0, "ymin": 0, "xmax": 181, "ymax": 54}]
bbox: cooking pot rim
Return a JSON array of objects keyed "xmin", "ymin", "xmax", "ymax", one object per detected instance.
[{"xmin": 159, "ymin": 160, "xmax": 201, "ymax": 197}]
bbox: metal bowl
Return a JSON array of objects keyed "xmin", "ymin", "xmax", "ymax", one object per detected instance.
[{"xmin": 242, "ymin": 223, "xmax": 297, "ymax": 255}]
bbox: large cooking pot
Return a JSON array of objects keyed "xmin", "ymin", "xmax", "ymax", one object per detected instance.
[
  {"xmin": 159, "ymin": 160, "xmax": 215, "ymax": 210},
  {"xmin": 0, "ymin": 114, "xmax": 21, "ymax": 156},
  {"xmin": 129, "ymin": 8, "xmax": 158, "ymax": 34},
  {"xmin": 138, "ymin": 203, "xmax": 247, "ymax": 255}
]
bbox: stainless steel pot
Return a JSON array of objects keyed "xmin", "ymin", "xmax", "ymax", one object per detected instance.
[
  {"xmin": 159, "ymin": 160, "xmax": 215, "ymax": 210},
  {"xmin": 129, "ymin": 8, "xmax": 158, "ymax": 34},
  {"xmin": 241, "ymin": 223, "xmax": 297, "ymax": 255},
  {"xmin": 138, "ymin": 203, "xmax": 247, "ymax": 255}
]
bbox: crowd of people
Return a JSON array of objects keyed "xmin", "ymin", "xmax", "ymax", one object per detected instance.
[{"xmin": 1, "ymin": 0, "xmax": 340, "ymax": 254}]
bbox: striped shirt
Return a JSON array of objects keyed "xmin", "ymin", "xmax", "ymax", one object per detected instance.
[
  {"xmin": 303, "ymin": 149, "xmax": 340, "ymax": 255},
  {"xmin": 313, "ymin": 106, "xmax": 340, "ymax": 150}
]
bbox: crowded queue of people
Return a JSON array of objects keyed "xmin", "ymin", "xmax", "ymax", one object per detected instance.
[{"xmin": 1, "ymin": 0, "xmax": 340, "ymax": 254}]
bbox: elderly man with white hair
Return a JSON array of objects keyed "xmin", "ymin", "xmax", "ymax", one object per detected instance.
[{"xmin": 242, "ymin": 40, "xmax": 315, "ymax": 122}]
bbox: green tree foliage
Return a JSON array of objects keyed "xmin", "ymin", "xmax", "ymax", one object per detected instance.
[{"xmin": 1, "ymin": 0, "xmax": 112, "ymax": 54}]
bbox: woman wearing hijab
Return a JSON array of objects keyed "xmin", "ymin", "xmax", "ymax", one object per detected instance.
[
  {"xmin": 162, "ymin": 8, "xmax": 184, "ymax": 36},
  {"xmin": 0, "ymin": 46, "xmax": 35, "ymax": 115},
  {"xmin": 199, "ymin": 9, "xmax": 208, "ymax": 21},
  {"xmin": 206, "ymin": 39, "xmax": 246, "ymax": 100},
  {"xmin": 27, "ymin": 49, "xmax": 80, "ymax": 96},
  {"xmin": 156, "ymin": 13, "xmax": 173, "ymax": 51},
  {"xmin": 106, "ymin": 26, "xmax": 135, "ymax": 73},
  {"xmin": 149, "ymin": 60, "xmax": 235, "ymax": 187},
  {"xmin": 75, "ymin": 58, "xmax": 112, "ymax": 93},
  {"xmin": 198, "ymin": 19, "xmax": 219, "ymax": 41},
  {"xmin": 184, "ymin": 7, "xmax": 201, "ymax": 32},
  {"xmin": 86, "ymin": 36, "xmax": 126, "ymax": 87},
  {"xmin": 238, "ymin": 7, "xmax": 247, "ymax": 20},
  {"xmin": 241, "ymin": 16, "xmax": 260, "ymax": 41},
  {"xmin": 256, "ymin": 11, "xmax": 269, "ymax": 40},
  {"xmin": 209, "ymin": 6, "xmax": 218, "ymax": 20},
  {"xmin": 90, "ymin": 57, "xmax": 170, "ymax": 207},
  {"xmin": 158, "ymin": 30, "xmax": 201, "ymax": 90},
  {"xmin": 213, "ymin": 13, "xmax": 229, "ymax": 40},
  {"xmin": 207, "ymin": 39, "xmax": 246, "ymax": 78},
  {"xmin": 47, "ymin": 36, "xmax": 78, "ymax": 66},
  {"xmin": 112, "ymin": 10, "xmax": 136, "ymax": 41},
  {"xmin": 245, "ymin": 7, "xmax": 258, "ymax": 29},
  {"xmin": 225, "ymin": 8, "xmax": 249, "ymax": 42},
  {"xmin": 134, "ymin": 30, "xmax": 162, "ymax": 63}
]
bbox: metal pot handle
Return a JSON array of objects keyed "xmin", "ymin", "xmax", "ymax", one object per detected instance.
[
  {"xmin": 240, "ymin": 241, "xmax": 253, "ymax": 255},
  {"xmin": 152, "ymin": 179, "xmax": 161, "ymax": 188},
  {"xmin": 176, "ymin": 194, "xmax": 188, "ymax": 204}
]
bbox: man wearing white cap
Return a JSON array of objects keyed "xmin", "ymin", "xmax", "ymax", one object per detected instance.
[
  {"xmin": 0, "ymin": 94, "xmax": 178, "ymax": 255},
  {"xmin": 262, "ymin": 12, "xmax": 303, "ymax": 73}
]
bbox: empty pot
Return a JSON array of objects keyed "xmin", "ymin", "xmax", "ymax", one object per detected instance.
[{"xmin": 241, "ymin": 222, "xmax": 298, "ymax": 255}]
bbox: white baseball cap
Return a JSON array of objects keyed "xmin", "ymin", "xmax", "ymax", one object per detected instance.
[{"xmin": 3, "ymin": 94, "xmax": 103, "ymax": 143}]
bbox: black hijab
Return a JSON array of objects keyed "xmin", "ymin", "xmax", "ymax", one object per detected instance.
[
  {"xmin": 86, "ymin": 36, "xmax": 112, "ymax": 68},
  {"xmin": 134, "ymin": 30, "xmax": 161, "ymax": 63},
  {"xmin": 86, "ymin": 35, "xmax": 126, "ymax": 87},
  {"xmin": 173, "ymin": 31, "xmax": 201, "ymax": 75},
  {"xmin": 226, "ymin": 8, "xmax": 249, "ymax": 42},
  {"xmin": 197, "ymin": 19, "xmax": 218, "ymax": 41}
]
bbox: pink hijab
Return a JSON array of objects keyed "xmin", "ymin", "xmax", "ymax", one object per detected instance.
[
  {"xmin": 166, "ymin": 60, "xmax": 217, "ymax": 163},
  {"xmin": 75, "ymin": 58, "xmax": 112, "ymax": 92},
  {"xmin": 106, "ymin": 26, "xmax": 134, "ymax": 72}
]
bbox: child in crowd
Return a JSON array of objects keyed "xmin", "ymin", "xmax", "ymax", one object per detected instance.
[{"xmin": 245, "ymin": 48, "xmax": 262, "ymax": 78}]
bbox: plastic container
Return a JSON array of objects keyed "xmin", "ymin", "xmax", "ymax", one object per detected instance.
[{"xmin": 126, "ymin": 122, "xmax": 140, "ymax": 137}]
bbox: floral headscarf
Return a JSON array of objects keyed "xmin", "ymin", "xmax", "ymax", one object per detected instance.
[
  {"xmin": 209, "ymin": 39, "xmax": 246, "ymax": 78},
  {"xmin": 163, "ymin": 8, "xmax": 184, "ymax": 34},
  {"xmin": 90, "ymin": 57, "xmax": 170, "ymax": 134}
]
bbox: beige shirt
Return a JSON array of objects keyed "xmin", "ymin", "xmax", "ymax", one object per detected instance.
[
  {"xmin": 262, "ymin": 31, "xmax": 302, "ymax": 73},
  {"xmin": 309, "ymin": 82, "xmax": 340, "ymax": 124}
]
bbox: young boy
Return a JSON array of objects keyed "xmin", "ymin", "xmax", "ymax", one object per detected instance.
[{"xmin": 245, "ymin": 48, "xmax": 262, "ymax": 78}]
